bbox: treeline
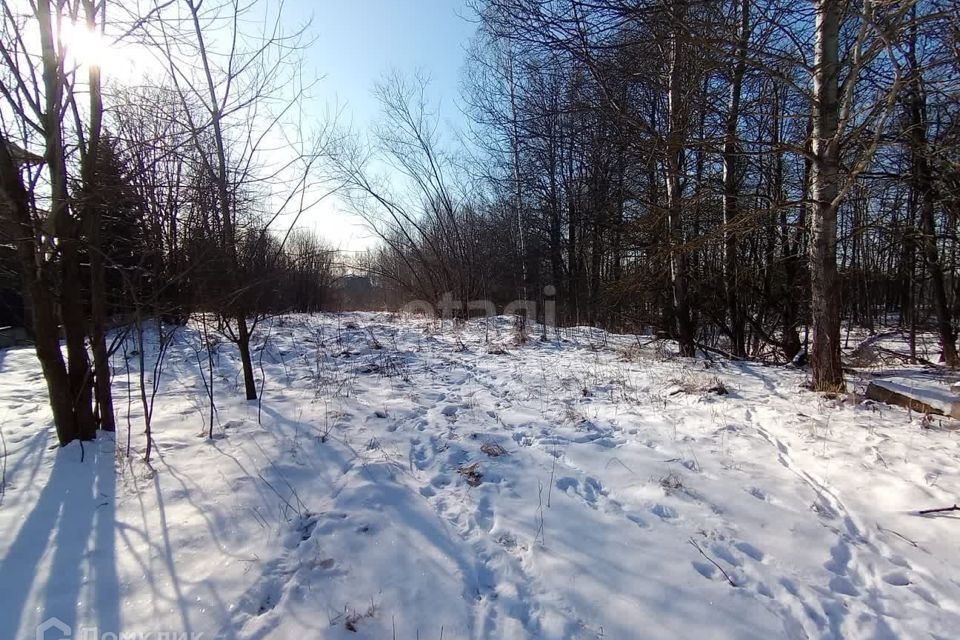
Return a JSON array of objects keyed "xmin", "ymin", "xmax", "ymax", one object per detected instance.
[
  {"xmin": 0, "ymin": 0, "xmax": 335, "ymax": 446},
  {"xmin": 3, "ymin": 0, "xmax": 959, "ymax": 446},
  {"xmin": 349, "ymin": 0, "xmax": 959, "ymax": 390}
]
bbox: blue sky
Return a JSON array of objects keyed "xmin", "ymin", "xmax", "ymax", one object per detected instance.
[
  {"xmin": 288, "ymin": 0, "xmax": 477, "ymax": 249},
  {"xmin": 300, "ymin": 0, "xmax": 475, "ymax": 133}
]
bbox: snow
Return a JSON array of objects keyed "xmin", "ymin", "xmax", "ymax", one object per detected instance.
[
  {"xmin": 869, "ymin": 377, "xmax": 960, "ymax": 418},
  {"xmin": 3, "ymin": 314, "xmax": 960, "ymax": 639}
]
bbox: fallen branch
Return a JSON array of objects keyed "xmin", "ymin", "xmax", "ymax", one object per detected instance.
[
  {"xmin": 918, "ymin": 504, "xmax": 960, "ymax": 516},
  {"xmin": 876, "ymin": 524, "xmax": 918, "ymax": 547},
  {"xmin": 874, "ymin": 347, "xmax": 936, "ymax": 367},
  {"xmin": 689, "ymin": 537, "xmax": 737, "ymax": 587},
  {"xmin": 695, "ymin": 341, "xmax": 748, "ymax": 362}
]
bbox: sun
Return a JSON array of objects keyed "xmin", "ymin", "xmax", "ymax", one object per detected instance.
[
  {"xmin": 57, "ymin": 20, "xmax": 154, "ymax": 85},
  {"xmin": 58, "ymin": 20, "xmax": 110, "ymax": 70}
]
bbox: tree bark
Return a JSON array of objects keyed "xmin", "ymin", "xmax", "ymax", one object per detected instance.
[
  {"xmin": 906, "ymin": 29, "xmax": 959, "ymax": 367},
  {"xmin": 60, "ymin": 237, "xmax": 97, "ymax": 440},
  {"xmin": 809, "ymin": 0, "xmax": 844, "ymax": 391},
  {"xmin": 83, "ymin": 0, "xmax": 115, "ymax": 430},
  {"xmin": 89, "ymin": 216, "xmax": 115, "ymax": 430},
  {"xmin": 667, "ymin": 0, "xmax": 695, "ymax": 357},
  {"xmin": 39, "ymin": 0, "xmax": 96, "ymax": 439},
  {"xmin": 722, "ymin": 0, "xmax": 751, "ymax": 357},
  {"xmin": 237, "ymin": 315, "xmax": 258, "ymax": 400},
  {"xmin": 0, "ymin": 137, "xmax": 77, "ymax": 445}
]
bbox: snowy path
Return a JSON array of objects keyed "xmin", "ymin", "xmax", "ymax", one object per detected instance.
[{"xmin": 2, "ymin": 314, "xmax": 960, "ymax": 639}]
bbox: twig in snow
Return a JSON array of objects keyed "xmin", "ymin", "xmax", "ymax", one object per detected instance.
[
  {"xmin": 689, "ymin": 537, "xmax": 737, "ymax": 587},
  {"xmin": 876, "ymin": 524, "xmax": 918, "ymax": 547},
  {"xmin": 547, "ymin": 444, "xmax": 558, "ymax": 508},
  {"xmin": 258, "ymin": 472, "xmax": 301, "ymax": 518},
  {"xmin": 535, "ymin": 480, "xmax": 546, "ymax": 546},
  {"xmin": 605, "ymin": 456, "xmax": 636, "ymax": 475},
  {"xmin": 268, "ymin": 460, "xmax": 307, "ymax": 513},
  {"xmin": 917, "ymin": 504, "xmax": 960, "ymax": 516}
]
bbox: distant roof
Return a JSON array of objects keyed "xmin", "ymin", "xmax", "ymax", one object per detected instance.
[{"xmin": 3, "ymin": 140, "xmax": 44, "ymax": 166}]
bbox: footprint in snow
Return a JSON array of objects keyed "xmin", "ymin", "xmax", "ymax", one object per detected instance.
[
  {"xmin": 475, "ymin": 495, "xmax": 495, "ymax": 532},
  {"xmin": 650, "ymin": 503, "xmax": 678, "ymax": 520},
  {"xmin": 824, "ymin": 541, "xmax": 852, "ymax": 575},
  {"xmin": 512, "ymin": 432, "xmax": 534, "ymax": 447},
  {"xmin": 496, "ymin": 532, "xmax": 528, "ymax": 554},
  {"xmin": 554, "ymin": 476, "xmax": 603, "ymax": 506},
  {"xmin": 734, "ymin": 541, "xmax": 765, "ymax": 562},
  {"xmin": 583, "ymin": 476, "xmax": 603, "ymax": 504},
  {"xmin": 693, "ymin": 561, "xmax": 719, "ymax": 581},
  {"xmin": 829, "ymin": 575, "xmax": 859, "ymax": 596},
  {"xmin": 626, "ymin": 513, "xmax": 649, "ymax": 529},
  {"xmin": 711, "ymin": 544, "xmax": 742, "ymax": 567},
  {"xmin": 882, "ymin": 571, "xmax": 911, "ymax": 586},
  {"xmin": 431, "ymin": 474, "xmax": 452, "ymax": 488},
  {"xmin": 887, "ymin": 554, "xmax": 911, "ymax": 569},
  {"xmin": 912, "ymin": 585, "xmax": 938, "ymax": 605}
]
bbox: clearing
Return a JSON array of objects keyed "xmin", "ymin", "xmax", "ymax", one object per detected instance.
[{"xmin": 2, "ymin": 314, "xmax": 959, "ymax": 639}]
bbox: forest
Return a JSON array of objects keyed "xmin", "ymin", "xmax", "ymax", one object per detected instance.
[
  {"xmin": 3, "ymin": 2, "xmax": 960, "ymax": 639},
  {"xmin": 3, "ymin": 0, "xmax": 958, "ymax": 450},
  {"xmin": 358, "ymin": 0, "xmax": 960, "ymax": 380}
]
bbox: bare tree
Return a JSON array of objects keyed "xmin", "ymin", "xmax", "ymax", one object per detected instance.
[
  {"xmin": 141, "ymin": 0, "xmax": 334, "ymax": 400},
  {"xmin": 0, "ymin": 0, "xmax": 111, "ymax": 443},
  {"xmin": 808, "ymin": 0, "xmax": 845, "ymax": 391}
]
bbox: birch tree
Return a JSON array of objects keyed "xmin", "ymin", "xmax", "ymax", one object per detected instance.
[{"xmin": 808, "ymin": 0, "xmax": 844, "ymax": 390}]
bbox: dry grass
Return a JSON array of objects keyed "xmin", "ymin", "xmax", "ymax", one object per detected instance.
[
  {"xmin": 458, "ymin": 462, "xmax": 483, "ymax": 486},
  {"xmin": 480, "ymin": 442, "xmax": 508, "ymax": 457},
  {"xmin": 668, "ymin": 372, "xmax": 729, "ymax": 396}
]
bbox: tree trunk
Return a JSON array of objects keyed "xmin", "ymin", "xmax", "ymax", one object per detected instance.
[
  {"xmin": 667, "ymin": 0, "xmax": 695, "ymax": 357},
  {"xmin": 39, "ymin": 0, "xmax": 96, "ymax": 439},
  {"xmin": 88, "ymin": 205, "xmax": 115, "ymax": 430},
  {"xmin": 809, "ymin": 0, "xmax": 844, "ymax": 391},
  {"xmin": 187, "ymin": 0, "xmax": 261, "ymax": 399},
  {"xmin": 60, "ymin": 237, "xmax": 97, "ymax": 440},
  {"xmin": 772, "ymin": 83, "xmax": 802, "ymax": 361},
  {"xmin": 0, "ymin": 137, "xmax": 78, "ymax": 445},
  {"xmin": 237, "ymin": 315, "xmax": 258, "ymax": 400},
  {"xmin": 84, "ymin": 0, "xmax": 115, "ymax": 430},
  {"xmin": 722, "ymin": 0, "xmax": 750, "ymax": 358},
  {"xmin": 906, "ymin": 31, "xmax": 959, "ymax": 367}
]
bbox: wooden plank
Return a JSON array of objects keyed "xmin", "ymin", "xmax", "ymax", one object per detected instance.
[{"xmin": 866, "ymin": 379, "xmax": 960, "ymax": 418}]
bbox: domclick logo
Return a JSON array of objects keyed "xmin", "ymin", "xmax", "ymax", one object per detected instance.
[
  {"xmin": 36, "ymin": 618, "xmax": 71, "ymax": 640},
  {"xmin": 33, "ymin": 620, "xmax": 202, "ymax": 640}
]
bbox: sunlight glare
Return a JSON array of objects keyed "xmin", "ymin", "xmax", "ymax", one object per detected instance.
[
  {"xmin": 58, "ymin": 20, "xmax": 108, "ymax": 69},
  {"xmin": 57, "ymin": 20, "xmax": 153, "ymax": 85}
]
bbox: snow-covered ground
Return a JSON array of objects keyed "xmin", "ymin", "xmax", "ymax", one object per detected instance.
[{"xmin": 2, "ymin": 314, "xmax": 960, "ymax": 640}]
